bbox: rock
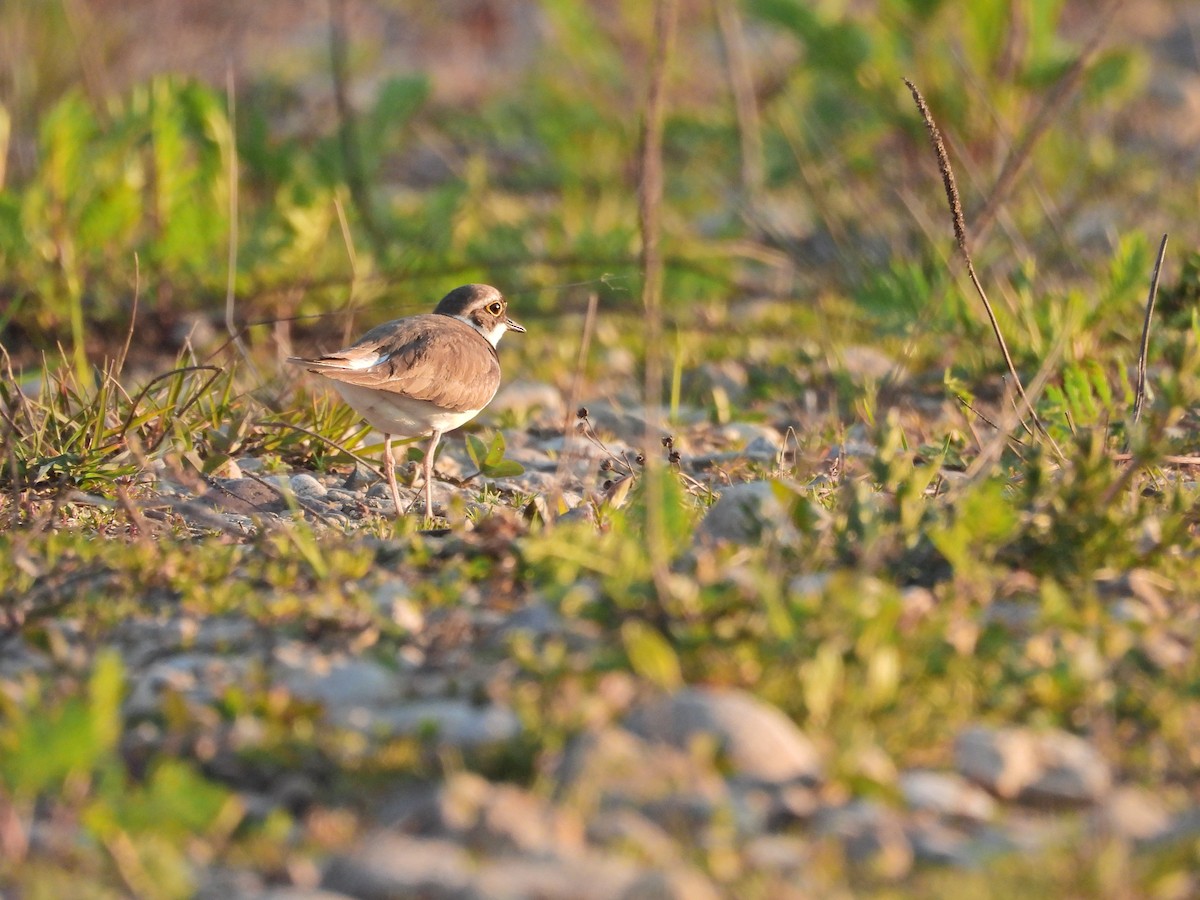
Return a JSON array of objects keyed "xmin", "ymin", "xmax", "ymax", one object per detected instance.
[
  {"xmin": 352, "ymin": 699, "xmax": 522, "ymax": 748},
  {"xmin": 838, "ymin": 345, "xmax": 899, "ymax": 381},
  {"xmin": 743, "ymin": 434, "xmax": 781, "ymax": 462},
  {"xmin": 474, "ymin": 855, "xmax": 640, "ymax": 900},
  {"xmin": 394, "ymin": 772, "xmax": 585, "ymax": 859},
  {"xmin": 716, "ymin": 422, "xmax": 780, "ymax": 447},
  {"xmin": 619, "ymin": 868, "xmax": 722, "ymax": 900},
  {"xmin": 200, "ymin": 478, "xmax": 287, "ymax": 515},
  {"xmin": 498, "ymin": 601, "xmax": 565, "ymax": 640},
  {"xmin": 372, "ymin": 583, "xmax": 425, "ymax": 633},
  {"xmin": 290, "ymin": 473, "xmax": 328, "ymax": 500},
  {"xmin": 815, "ymin": 800, "xmax": 913, "ymax": 880},
  {"xmin": 906, "ymin": 819, "xmax": 978, "ymax": 867},
  {"xmin": 555, "ymin": 727, "xmax": 730, "ymax": 833},
  {"xmin": 274, "ymin": 644, "xmax": 402, "ymax": 711},
  {"xmin": 624, "ymin": 687, "xmax": 821, "ymax": 787},
  {"xmin": 742, "ymin": 834, "xmax": 807, "ymax": 876},
  {"xmin": 321, "ymin": 832, "xmax": 475, "ymax": 899},
  {"xmin": 955, "ymin": 726, "xmax": 1111, "ymax": 805},
  {"xmin": 586, "ymin": 809, "xmax": 681, "ymax": 866},
  {"xmin": 1142, "ymin": 806, "xmax": 1200, "ymax": 851},
  {"xmin": 489, "ymin": 379, "xmax": 566, "ymax": 423},
  {"xmin": 125, "ymin": 653, "xmax": 253, "ymax": 719},
  {"xmin": 695, "ymin": 481, "xmax": 791, "ymax": 544},
  {"xmin": 342, "ymin": 463, "xmax": 380, "ymax": 492},
  {"xmin": 574, "ymin": 401, "xmax": 650, "ymax": 444},
  {"xmin": 0, "ymin": 639, "xmax": 51, "ymax": 704},
  {"xmin": 899, "ymin": 770, "xmax": 996, "ymax": 821},
  {"xmin": 685, "ymin": 360, "xmax": 749, "ymax": 405},
  {"xmin": 115, "ymin": 616, "xmax": 258, "ymax": 668},
  {"xmin": 1095, "ymin": 786, "xmax": 1172, "ymax": 842}
]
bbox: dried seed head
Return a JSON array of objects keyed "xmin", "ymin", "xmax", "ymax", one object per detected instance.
[
  {"xmin": 576, "ymin": 406, "xmax": 589, "ymax": 419},
  {"xmin": 661, "ymin": 435, "xmax": 673, "ymax": 448},
  {"xmin": 600, "ymin": 459, "xmax": 612, "ymax": 472}
]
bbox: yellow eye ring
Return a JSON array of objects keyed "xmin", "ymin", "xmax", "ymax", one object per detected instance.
[{"xmin": 488, "ymin": 302, "xmax": 504, "ymax": 315}]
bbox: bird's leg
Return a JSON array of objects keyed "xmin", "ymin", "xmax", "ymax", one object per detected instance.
[
  {"xmin": 383, "ymin": 434, "xmax": 404, "ymax": 516},
  {"xmin": 422, "ymin": 430, "xmax": 443, "ymax": 519}
]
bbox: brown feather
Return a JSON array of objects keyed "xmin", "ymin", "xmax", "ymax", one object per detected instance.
[{"xmin": 298, "ymin": 314, "xmax": 501, "ymax": 413}]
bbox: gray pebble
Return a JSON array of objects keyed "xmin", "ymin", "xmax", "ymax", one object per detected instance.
[
  {"xmin": 955, "ymin": 726, "xmax": 1111, "ymax": 805},
  {"xmin": 624, "ymin": 687, "xmax": 822, "ymax": 787},
  {"xmin": 290, "ymin": 473, "xmax": 328, "ymax": 499}
]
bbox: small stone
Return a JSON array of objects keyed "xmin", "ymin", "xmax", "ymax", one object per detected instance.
[
  {"xmin": 475, "ymin": 855, "xmax": 640, "ymax": 900},
  {"xmin": 352, "ymin": 699, "xmax": 521, "ymax": 749},
  {"xmin": 498, "ymin": 601, "xmax": 565, "ymax": 639},
  {"xmin": 1095, "ymin": 786, "xmax": 1172, "ymax": 842},
  {"xmin": 233, "ymin": 456, "xmax": 265, "ymax": 473},
  {"xmin": 125, "ymin": 653, "xmax": 252, "ymax": 719},
  {"xmin": 907, "ymin": 819, "xmax": 977, "ymax": 866},
  {"xmin": 321, "ymin": 832, "xmax": 474, "ymax": 899},
  {"xmin": 955, "ymin": 726, "xmax": 1111, "ymax": 805},
  {"xmin": 624, "ymin": 687, "xmax": 821, "ymax": 787},
  {"xmin": 619, "ymin": 868, "xmax": 722, "ymax": 900},
  {"xmin": 839, "ymin": 345, "xmax": 899, "ymax": 380},
  {"xmin": 815, "ymin": 800, "xmax": 913, "ymax": 880},
  {"xmin": 695, "ymin": 481, "xmax": 793, "ymax": 544},
  {"xmin": 899, "ymin": 769, "xmax": 996, "ymax": 821},
  {"xmin": 685, "ymin": 361, "xmax": 749, "ymax": 404},
  {"xmin": 274, "ymin": 645, "xmax": 401, "ymax": 711},
  {"xmin": 743, "ymin": 834, "xmax": 807, "ymax": 876},
  {"xmin": 324, "ymin": 488, "xmax": 361, "ymax": 505},
  {"xmin": 743, "ymin": 434, "xmax": 781, "ymax": 461},
  {"xmin": 372, "ymin": 583, "xmax": 424, "ymax": 633},
  {"xmin": 586, "ymin": 810, "xmax": 682, "ymax": 866},
  {"xmin": 489, "ymin": 379, "xmax": 566, "ymax": 423},
  {"xmin": 200, "ymin": 478, "xmax": 287, "ymax": 515},
  {"xmin": 290, "ymin": 473, "xmax": 328, "ymax": 500},
  {"xmin": 342, "ymin": 463, "xmax": 379, "ymax": 491},
  {"xmin": 394, "ymin": 772, "xmax": 585, "ymax": 859},
  {"xmin": 555, "ymin": 727, "xmax": 729, "ymax": 833}
]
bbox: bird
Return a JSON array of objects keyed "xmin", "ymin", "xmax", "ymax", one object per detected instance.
[{"xmin": 289, "ymin": 284, "xmax": 524, "ymax": 518}]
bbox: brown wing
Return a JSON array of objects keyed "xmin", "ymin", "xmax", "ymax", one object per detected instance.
[{"xmin": 291, "ymin": 315, "xmax": 501, "ymax": 412}]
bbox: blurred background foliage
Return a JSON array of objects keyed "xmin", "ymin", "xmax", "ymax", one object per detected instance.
[{"xmin": 1, "ymin": 0, "xmax": 1187, "ymax": 383}]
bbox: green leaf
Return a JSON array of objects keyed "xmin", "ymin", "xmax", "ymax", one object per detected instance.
[
  {"xmin": 481, "ymin": 458, "xmax": 524, "ymax": 478},
  {"xmin": 621, "ymin": 620, "xmax": 682, "ymax": 691},
  {"xmin": 485, "ymin": 431, "xmax": 508, "ymax": 467},
  {"xmin": 466, "ymin": 433, "xmax": 489, "ymax": 470},
  {"xmin": 87, "ymin": 650, "xmax": 125, "ymax": 754}
]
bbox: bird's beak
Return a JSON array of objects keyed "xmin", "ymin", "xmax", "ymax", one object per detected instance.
[{"xmin": 505, "ymin": 316, "xmax": 526, "ymax": 334}]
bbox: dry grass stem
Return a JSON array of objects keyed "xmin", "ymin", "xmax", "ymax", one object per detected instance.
[
  {"xmin": 1133, "ymin": 233, "xmax": 1169, "ymax": 425},
  {"xmin": 904, "ymin": 77, "xmax": 1060, "ymax": 460},
  {"xmin": 712, "ymin": 0, "xmax": 763, "ymax": 207}
]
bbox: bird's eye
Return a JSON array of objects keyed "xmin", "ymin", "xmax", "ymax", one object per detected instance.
[{"xmin": 488, "ymin": 302, "xmax": 504, "ymax": 315}]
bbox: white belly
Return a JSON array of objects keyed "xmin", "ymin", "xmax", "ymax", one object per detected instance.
[{"xmin": 331, "ymin": 382, "xmax": 482, "ymax": 437}]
